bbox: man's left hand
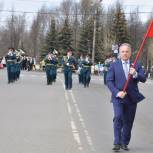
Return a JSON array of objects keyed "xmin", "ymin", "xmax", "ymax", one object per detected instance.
[{"xmin": 129, "ymin": 67, "xmax": 137, "ymax": 76}]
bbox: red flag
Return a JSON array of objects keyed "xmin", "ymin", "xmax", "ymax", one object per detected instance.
[
  {"xmin": 123, "ymin": 19, "xmax": 153, "ymax": 92},
  {"xmin": 147, "ymin": 20, "xmax": 153, "ymax": 38}
]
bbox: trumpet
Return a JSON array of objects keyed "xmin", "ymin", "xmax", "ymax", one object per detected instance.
[{"xmin": 8, "ymin": 51, "xmax": 13, "ymax": 56}]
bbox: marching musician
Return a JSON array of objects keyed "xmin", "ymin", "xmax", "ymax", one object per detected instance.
[
  {"xmin": 5, "ymin": 47, "xmax": 17, "ymax": 83},
  {"xmin": 61, "ymin": 50, "xmax": 76, "ymax": 90},
  {"xmin": 45, "ymin": 51, "xmax": 58, "ymax": 85}
]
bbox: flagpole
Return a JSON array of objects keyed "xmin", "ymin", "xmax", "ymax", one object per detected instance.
[{"xmin": 123, "ymin": 19, "xmax": 153, "ymax": 92}]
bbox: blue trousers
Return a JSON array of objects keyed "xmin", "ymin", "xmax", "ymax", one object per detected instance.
[
  {"xmin": 79, "ymin": 69, "xmax": 83, "ymax": 84},
  {"xmin": 83, "ymin": 68, "xmax": 91, "ymax": 87},
  {"xmin": 45, "ymin": 66, "xmax": 52, "ymax": 84},
  {"xmin": 113, "ymin": 102, "xmax": 137, "ymax": 145},
  {"xmin": 50, "ymin": 67, "xmax": 56, "ymax": 82},
  {"xmin": 64, "ymin": 69, "xmax": 72, "ymax": 89},
  {"xmin": 7, "ymin": 63, "xmax": 14, "ymax": 83}
]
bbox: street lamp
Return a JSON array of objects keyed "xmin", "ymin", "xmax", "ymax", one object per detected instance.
[{"xmin": 91, "ymin": 0, "xmax": 103, "ymax": 64}]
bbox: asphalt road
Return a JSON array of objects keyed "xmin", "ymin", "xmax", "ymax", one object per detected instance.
[{"xmin": 0, "ymin": 69, "xmax": 153, "ymax": 153}]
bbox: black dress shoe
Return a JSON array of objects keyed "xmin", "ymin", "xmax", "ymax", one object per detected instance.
[
  {"xmin": 112, "ymin": 145, "xmax": 120, "ymax": 152},
  {"xmin": 121, "ymin": 145, "xmax": 129, "ymax": 151}
]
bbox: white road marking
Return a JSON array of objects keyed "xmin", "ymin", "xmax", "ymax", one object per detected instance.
[
  {"xmin": 67, "ymin": 101, "xmax": 72, "ymax": 114},
  {"xmin": 58, "ymin": 76, "xmax": 97, "ymax": 152},
  {"xmin": 20, "ymin": 74, "xmax": 25, "ymax": 77},
  {"xmin": 58, "ymin": 77, "xmax": 83, "ymax": 151},
  {"xmin": 146, "ymin": 80, "xmax": 153, "ymax": 85},
  {"xmin": 42, "ymin": 75, "xmax": 46, "ymax": 78},
  {"xmin": 31, "ymin": 75, "xmax": 37, "ymax": 77},
  {"xmin": 69, "ymin": 90, "xmax": 96, "ymax": 152}
]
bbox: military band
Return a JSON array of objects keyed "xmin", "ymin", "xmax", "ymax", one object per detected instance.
[
  {"xmin": 5, "ymin": 47, "xmax": 20, "ymax": 83},
  {"xmin": 45, "ymin": 52, "xmax": 58, "ymax": 85},
  {"xmin": 3, "ymin": 48, "xmax": 97, "ymax": 89}
]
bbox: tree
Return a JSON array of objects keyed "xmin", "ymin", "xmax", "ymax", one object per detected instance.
[
  {"xmin": 95, "ymin": 25, "xmax": 104, "ymax": 62},
  {"xmin": 80, "ymin": 0, "xmax": 92, "ymax": 25},
  {"xmin": 41, "ymin": 17, "xmax": 58, "ymax": 57},
  {"xmin": 104, "ymin": 6, "xmax": 115, "ymax": 53},
  {"xmin": 30, "ymin": 6, "xmax": 49, "ymax": 62},
  {"xmin": 79, "ymin": 5, "xmax": 105, "ymax": 62},
  {"xmin": 128, "ymin": 8, "xmax": 144, "ymax": 51},
  {"xmin": 5, "ymin": 12, "xmax": 26, "ymax": 50},
  {"xmin": 95, "ymin": 5, "xmax": 105, "ymax": 62},
  {"xmin": 58, "ymin": 18, "xmax": 73, "ymax": 55},
  {"xmin": 79, "ymin": 18, "xmax": 94, "ymax": 54},
  {"xmin": 112, "ymin": 2, "xmax": 130, "ymax": 46},
  {"xmin": 72, "ymin": 2, "xmax": 79, "ymax": 52}
]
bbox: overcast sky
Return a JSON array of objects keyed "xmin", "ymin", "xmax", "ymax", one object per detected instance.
[
  {"xmin": 1, "ymin": 0, "xmax": 153, "ymax": 10},
  {"xmin": 0, "ymin": 0, "xmax": 153, "ymax": 23}
]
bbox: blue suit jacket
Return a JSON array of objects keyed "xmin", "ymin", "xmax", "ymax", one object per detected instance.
[{"xmin": 106, "ymin": 59, "xmax": 146, "ymax": 104}]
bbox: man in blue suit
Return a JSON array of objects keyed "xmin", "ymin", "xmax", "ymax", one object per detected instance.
[{"xmin": 106, "ymin": 43, "xmax": 146, "ymax": 151}]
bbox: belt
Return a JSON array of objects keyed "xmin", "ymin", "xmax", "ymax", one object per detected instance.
[
  {"xmin": 83, "ymin": 65, "xmax": 90, "ymax": 68},
  {"xmin": 68, "ymin": 65, "xmax": 74, "ymax": 67},
  {"xmin": 66, "ymin": 65, "xmax": 74, "ymax": 68},
  {"xmin": 46, "ymin": 64, "xmax": 56, "ymax": 66},
  {"xmin": 7, "ymin": 60, "xmax": 14, "ymax": 62}
]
